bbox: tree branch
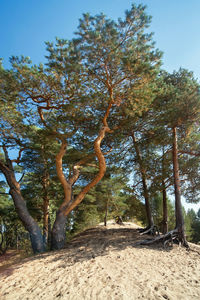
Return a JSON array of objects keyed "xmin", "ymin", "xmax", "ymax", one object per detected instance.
[
  {"xmin": 55, "ymin": 139, "xmax": 72, "ymax": 205},
  {"xmin": 179, "ymin": 150, "xmax": 200, "ymax": 157},
  {"xmin": 64, "ymin": 125, "xmax": 110, "ymax": 215},
  {"xmin": 11, "ymin": 148, "xmax": 25, "ymax": 164},
  {"xmin": 62, "ymin": 95, "xmax": 113, "ymax": 216}
]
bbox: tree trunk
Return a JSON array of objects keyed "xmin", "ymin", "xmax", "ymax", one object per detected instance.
[
  {"xmin": 10, "ymin": 188, "xmax": 45, "ymax": 253},
  {"xmin": 43, "ymin": 200, "xmax": 50, "ymax": 245},
  {"xmin": 51, "ymin": 209, "xmax": 67, "ymax": 250},
  {"xmin": 161, "ymin": 149, "xmax": 168, "ymax": 234},
  {"xmin": 50, "ymin": 139, "xmax": 72, "ymax": 250},
  {"xmin": 142, "ymin": 177, "xmax": 154, "ymax": 228},
  {"xmin": 51, "ymin": 100, "xmax": 113, "ymax": 249},
  {"xmin": 172, "ymin": 127, "xmax": 187, "ymax": 245},
  {"xmin": 16, "ymin": 227, "xmax": 19, "ymax": 250},
  {"xmin": 131, "ymin": 133, "xmax": 154, "ymax": 228},
  {"xmin": 42, "ymin": 172, "xmax": 50, "ymax": 247},
  {"xmin": 104, "ymin": 199, "xmax": 109, "ymax": 226},
  {"xmin": 48, "ymin": 215, "xmax": 51, "ymax": 246},
  {"xmin": 41, "ymin": 146, "xmax": 51, "ymax": 247},
  {"xmin": 0, "ymin": 156, "xmax": 45, "ymax": 254},
  {"xmin": 162, "ymin": 184, "xmax": 168, "ymax": 234}
]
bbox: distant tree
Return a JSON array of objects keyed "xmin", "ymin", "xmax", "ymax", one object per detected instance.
[
  {"xmin": 185, "ymin": 209, "xmax": 200, "ymax": 244},
  {"xmin": 150, "ymin": 192, "xmax": 175, "ymax": 232},
  {"xmin": 184, "ymin": 208, "xmax": 196, "ymax": 241},
  {"xmin": 131, "ymin": 132, "xmax": 154, "ymax": 231},
  {"xmin": 152, "ymin": 69, "xmax": 200, "ymax": 247},
  {"xmin": 95, "ymin": 172, "xmax": 129, "ymax": 226}
]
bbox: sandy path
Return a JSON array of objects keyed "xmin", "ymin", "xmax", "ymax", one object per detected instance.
[{"xmin": 0, "ymin": 222, "xmax": 200, "ymax": 300}]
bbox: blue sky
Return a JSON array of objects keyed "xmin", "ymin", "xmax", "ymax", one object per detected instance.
[
  {"xmin": 1, "ymin": 0, "xmax": 200, "ymax": 80},
  {"xmin": 0, "ymin": 0, "xmax": 199, "ymax": 212}
]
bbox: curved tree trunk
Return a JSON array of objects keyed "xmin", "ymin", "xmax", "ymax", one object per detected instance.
[
  {"xmin": 131, "ymin": 132, "xmax": 154, "ymax": 228},
  {"xmin": 51, "ymin": 100, "xmax": 113, "ymax": 250},
  {"xmin": 0, "ymin": 152, "xmax": 45, "ymax": 254},
  {"xmin": 50, "ymin": 139, "xmax": 72, "ymax": 250},
  {"xmin": 172, "ymin": 127, "xmax": 188, "ymax": 246}
]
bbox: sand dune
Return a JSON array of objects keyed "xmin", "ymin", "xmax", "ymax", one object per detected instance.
[{"xmin": 0, "ymin": 222, "xmax": 200, "ymax": 300}]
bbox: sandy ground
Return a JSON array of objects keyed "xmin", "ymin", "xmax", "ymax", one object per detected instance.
[{"xmin": 0, "ymin": 221, "xmax": 200, "ymax": 300}]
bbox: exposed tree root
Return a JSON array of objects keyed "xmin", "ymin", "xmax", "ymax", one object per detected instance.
[
  {"xmin": 138, "ymin": 228, "xmax": 190, "ymax": 250},
  {"xmin": 115, "ymin": 216, "xmax": 123, "ymax": 225},
  {"xmin": 138, "ymin": 225, "xmax": 160, "ymax": 236}
]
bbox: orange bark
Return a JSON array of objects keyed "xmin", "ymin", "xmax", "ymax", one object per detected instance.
[
  {"xmin": 64, "ymin": 124, "xmax": 110, "ymax": 216},
  {"xmin": 55, "ymin": 139, "xmax": 72, "ymax": 206}
]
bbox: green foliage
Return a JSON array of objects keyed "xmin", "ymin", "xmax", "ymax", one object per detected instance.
[
  {"xmin": 70, "ymin": 170, "xmax": 131, "ymax": 234},
  {"xmin": 1, "ymin": 4, "xmax": 200, "ymax": 253},
  {"xmin": 0, "ymin": 190, "xmax": 31, "ymax": 252},
  {"xmin": 150, "ymin": 193, "xmax": 175, "ymax": 231},
  {"xmin": 123, "ymin": 191, "xmax": 146, "ymax": 225},
  {"xmin": 72, "ymin": 201, "xmax": 101, "ymax": 234},
  {"xmin": 185, "ymin": 209, "xmax": 200, "ymax": 243}
]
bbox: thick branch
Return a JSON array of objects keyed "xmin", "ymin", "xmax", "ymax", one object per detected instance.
[
  {"xmin": 37, "ymin": 101, "xmax": 65, "ymax": 128},
  {"xmin": 103, "ymin": 100, "xmax": 113, "ymax": 128},
  {"xmin": 38, "ymin": 107, "xmax": 48, "ymax": 127},
  {"xmin": 0, "ymin": 159, "xmax": 9, "ymax": 173},
  {"xmin": 64, "ymin": 125, "xmax": 110, "ymax": 216},
  {"xmin": 179, "ymin": 150, "xmax": 200, "ymax": 157},
  {"xmin": 68, "ymin": 153, "xmax": 95, "ymax": 186},
  {"xmin": 55, "ymin": 139, "xmax": 72, "ymax": 204},
  {"xmin": 2, "ymin": 146, "xmax": 13, "ymax": 170},
  {"xmin": 11, "ymin": 148, "xmax": 25, "ymax": 164},
  {"xmin": 62, "ymin": 95, "xmax": 114, "ymax": 215},
  {"xmin": 18, "ymin": 173, "xmax": 25, "ymax": 183},
  {"xmin": 68, "ymin": 144, "xmax": 113, "ymax": 186}
]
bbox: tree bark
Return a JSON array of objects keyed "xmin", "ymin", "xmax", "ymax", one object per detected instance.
[
  {"xmin": 51, "ymin": 126, "xmax": 110, "ymax": 248},
  {"xmin": 51, "ymin": 208, "xmax": 67, "ymax": 250},
  {"xmin": 51, "ymin": 100, "xmax": 113, "ymax": 249},
  {"xmin": 43, "ymin": 196, "xmax": 50, "ymax": 246},
  {"xmin": 172, "ymin": 127, "xmax": 187, "ymax": 245},
  {"xmin": 162, "ymin": 149, "xmax": 168, "ymax": 234},
  {"xmin": 63, "ymin": 126, "xmax": 110, "ymax": 216},
  {"xmin": 50, "ymin": 139, "xmax": 72, "ymax": 250},
  {"xmin": 131, "ymin": 133, "xmax": 154, "ymax": 228},
  {"xmin": 104, "ymin": 199, "xmax": 109, "ymax": 226},
  {"xmin": 162, "ymin": 184, "xmax": 168, "ymax": 234},
  {"xmin": 41, "ymin": 170, "xmax": 50, "ymax": 247},
  {"xmin": 0, "ymin": 155, "xmax": 45, "ymax": 254}
]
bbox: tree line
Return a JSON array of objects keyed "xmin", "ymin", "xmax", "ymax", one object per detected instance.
[{"xmin": 0, "ymin": 4, "xmax": 200, "ymax": 254}]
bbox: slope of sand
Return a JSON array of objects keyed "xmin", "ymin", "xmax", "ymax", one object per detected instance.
[{"xmin": 0, "ymin": 221, "xmax": 200, "ymax": 300}]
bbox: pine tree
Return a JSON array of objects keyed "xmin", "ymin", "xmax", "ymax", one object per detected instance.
[
  {"xmin": 144, "ymin": 69, "xmax": 200, "ymax": 247},
  {"xmin": 1, "ymin": 4, "xmax": 162, "ymax": 252}
]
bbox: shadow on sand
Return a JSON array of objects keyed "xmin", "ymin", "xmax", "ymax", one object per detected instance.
[{"xmin": 0, "ymin": 225, "xmax": 175, "ymax": 276}]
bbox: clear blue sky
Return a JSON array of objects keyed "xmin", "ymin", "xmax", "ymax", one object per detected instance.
[
  {"xmin": 1, "ymin": 0, "xmax": 200, "ymax": 80},
  {"xmin": 0, "ymin": 0, "xmax": 199, "ymax": 212}
]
